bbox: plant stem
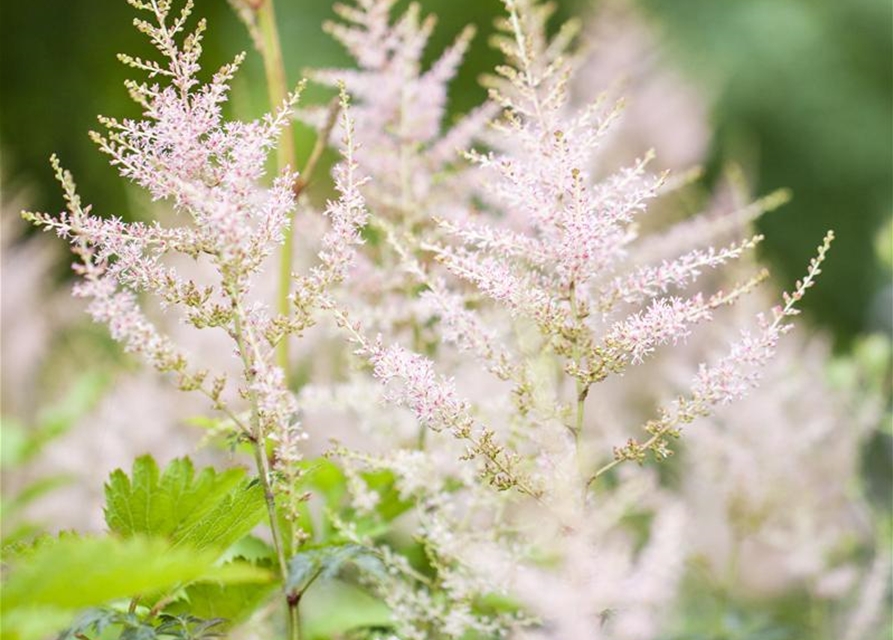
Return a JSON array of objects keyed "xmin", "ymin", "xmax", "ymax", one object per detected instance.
[
  {"xmin": 252, "ymin": 440, "xmax": 300, "ymax": 640},
  {"xmin": 568, "ymin": 282, "xmax": 588, "ymax": 479},
  {"xmin": 293, "ymin": 97, "xmax": 341, "ymax": 198},
  {"xmin": 587, "ymin": 431, "xmax": 662, "ymax": 488},
  {"xmin": 231, "ymin": 294, "xmax": 298, "ymax": 640},
  {"xmin": 291, "ymin": 597, "xmax": 302, "ymax": 640},
  {"xmin": 255, "ymin": 0, "xmax": 298, "ymax": 382}
]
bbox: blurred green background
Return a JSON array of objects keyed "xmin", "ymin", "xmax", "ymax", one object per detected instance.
[{"xmin": 2, "ymin": 0, "xmax": 890, "ymax": 342}]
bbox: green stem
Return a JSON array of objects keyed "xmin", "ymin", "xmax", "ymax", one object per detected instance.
[
  {"xmin": 587, "ymin": 430, "xmax": 662, "ymax": 489},
  {"xmin": 291, "ymin": 596, "xmax": 302, "ymax": 640},
  {"xmin": 256, "ymin": 0, "xmax": 298, "ymax": 383},
  {"xmin": 252, "ymin": 441, "xmax": 299, "ymax": 640},
  {"xmin": 231, "ymin": 294, "xmax": 298, "ymax": 640}
]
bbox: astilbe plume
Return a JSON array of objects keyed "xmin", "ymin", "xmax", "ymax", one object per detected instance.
[
  {"xmin": 302, "ymin": 1, "xmax": 838, "ymax": 637},
  {"xmin": 302, "ymin": 0, "xmax": 495, "ymax": 216},
  {"xmin": 419, "ymin": 0, "xmax": 813, "ymax": 468},
  {"xmin": 297, "ymin": 0, "xmax": 504, "ymax": 352},
  {"xmin": 573, "ymin": 9, "xmax": 887, "ymax": 623},
  {"xmin": 24, "ymin": 0, "xmax": 371, "ymax": 592}
]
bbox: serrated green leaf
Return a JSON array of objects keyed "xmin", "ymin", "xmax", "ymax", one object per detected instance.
[
  {"xmin": 55, "ymin": 608, "xmax": 235, "ymax": 640},
  {"xmin": 104, "ymin": 456, "xmax": 265, "ymax": 553},
  {"xmin": 155, "ymin": 613, "xmax": 227, "ymax": 639},
  {"xmin": 172, "ymin": 480, "xmax": 266, "ymax": 552},
  {"xmin": 119, "ymin": 624, "xmax": 157, "ymax": 640},
  {"xmin": 1, "ymin": 536, "xmax": 270, "ymax": 614}
]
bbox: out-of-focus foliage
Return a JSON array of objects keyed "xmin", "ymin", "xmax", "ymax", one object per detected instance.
[
  {"xmin": 0, "ymin": 373, "xmax": 108, "ymax": 544},
  {"xmin": 1, "ymin": 534, "xmax": 271, "ymax": 640},
  {"xmin": 638, "ymin": 0, "xmax": 892, "ymax": 341}
]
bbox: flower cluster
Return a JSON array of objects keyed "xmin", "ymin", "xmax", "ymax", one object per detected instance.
[{"xmin": 25, "ymin": 0, "xmax": 371, "ymax": 577}]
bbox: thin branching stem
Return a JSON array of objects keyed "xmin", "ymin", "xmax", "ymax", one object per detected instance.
[
  {"xmin": 255, "ymin": 0, "xmax": 298, "ymax": 383},
  {"xmin": 293, "ymin": 96, "xmax": 341, "ymax": 198},
  {"xmin": 230, "ymin": 290, "xmax": 298, "ymax": 640}
]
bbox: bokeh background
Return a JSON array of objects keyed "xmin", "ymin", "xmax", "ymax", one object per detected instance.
[{"xmin": 2, "ymin": 0, "xmax": 891, "ymax": 343}]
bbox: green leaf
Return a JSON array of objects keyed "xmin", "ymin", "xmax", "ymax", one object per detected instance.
[
  {"xmin": 361, "ymin": 469, "xmax": 414, "ymax": 523},
  {"xmin": 0, "ymin": 606, "xmax": 73, "ymax": 640},
  {"xmin": 104, "ymin": 456, "xmax": 265, "ymax": 553},
  {"xmin": 286, "ymin": 544, "xmax": 385, "ymax": 594},
  {"xmin": 59, "ymin": 608, "xmax": 128, "ymax": 640},
  {"xmin": 217, "ymin": 534, "xmax": 275, "ymax": 565},
  {"xmin": 172, "ymin": 481, "xmax": 266, "ymax": 553},
  {"xmin": 154, "ymin": 613, "xmax": 227, "ymax": 640},
  {"xmin": 56, "ymin": 608, "xmax": 232, "ymax": 640},
  {"xmin": 1, "ymin": 536, "xmax": 271, "ymax": 614},
  {"xmin": 167, "ymin": 582, "xmax": 276, "ymax": 627},
  {"xmin": 301, "ymin": 580, "xmax": 391, "ymax": 639}
]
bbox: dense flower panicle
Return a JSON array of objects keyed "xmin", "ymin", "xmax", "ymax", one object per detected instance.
[
  {"xmin": 432, "ymin": 247, "xmax": 561, "ymax": 325},
  {"xmin": 317, "ymin": 159, "xmax": 368, "ymax": 282},
  {"xmin": 91, "ymin": 2, "xmax": 302, "ymax": 285},
  {"xmin": 304, "ymin": 0, "xmax": 493, "ymax": 210},
  {"xmin": 365, "ymin": 339, "xmax": 473, "ymax": 434},
  {"xmin": 75, "ymin": 277, "xmax": 187, "ymax": 374},
  {"xmin": 610, "ymin": 232, "xmax": 835, "ymax": 469},
  {"xmin": 293, "ymin": 85, "xmax": 370, "ymax": 322},
  {"xmin": 25, "ymin": 1, "xmax": 340, "ymax": 472},
  {"xmin": 607, "ymin": 294, "xmax": 713, "ymax": 364},
  {"xmin": 330, "ymin": 305, "xmax": 541, "ymax": 497},
  {"xmin": 605, "ymin": 271, "xmax": 768, "ymax": 366},
  {"xmin": 689, "ymin": 314, "xmax": 784, "ymax": 407},
  {"xmin": 25, "ymin": 158, "xmax": 191, "ymax": 379},
  {"xmin": 249, "ymin": 361, "xmax": 299, "ymax": 438},
  {"xmin": 437, "ymin": 217, "xmax": 551, "ymax": 267},
  {"xmin": 684, "ymin": 229, "xmax": 835, "ymax": 412},
  {"xmin": 453, "ymin": 2, "xmax": 662, "ymax": 293},
  {"xmin": 300, "ymin": 0, "xmax": 500, "ymax": 371}
]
